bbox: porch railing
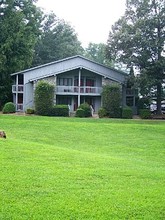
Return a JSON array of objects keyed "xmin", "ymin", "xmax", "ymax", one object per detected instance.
[
  {"xmin": 12, "ymin": 85, "xmax": 24, "ymax": 93},
  {"xmin": 56, "ymin": 86, "xmax": 102, "ymax": 95}
]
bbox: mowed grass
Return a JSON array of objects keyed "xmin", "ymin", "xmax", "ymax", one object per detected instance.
[{"xmin": 0, "ymin": 115, "xmax": 165, "ymax": 219}]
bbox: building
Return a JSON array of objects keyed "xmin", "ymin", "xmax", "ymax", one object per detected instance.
[{"xmin": 11, "ymin": 55, "xmax": 137, "ymax": 113}]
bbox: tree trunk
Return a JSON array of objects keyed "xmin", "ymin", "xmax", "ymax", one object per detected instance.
[{"xmin": 157, "ymin": 82, "xmax": 162, "ymax": 114}]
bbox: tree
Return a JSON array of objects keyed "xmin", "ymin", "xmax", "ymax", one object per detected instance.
[
  {"xmin": 107, "ymin": 0, "xmax": 165, "ymax": 114},
  {"xmin": 34, "ymin": 81, "xmax": 54, "ymax": 116},
  {"xmin": 32, "ymin": 12, "xmax": 84, "ymax": 66},
  {"xmin": 0, "ymin": 0, "xmax": 41, "ymax": 108},
  {"xmin": 102, "ymin": 84, "xmax": 121, "ymax": 118},
  {"xmin": 84, "ymin": 42, "xmax": 115, "ymax": 67}
]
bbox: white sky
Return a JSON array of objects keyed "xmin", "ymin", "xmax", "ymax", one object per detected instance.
[{"xmin": 36, "ymin": 0, "xmax": 126, "ymax": 48}]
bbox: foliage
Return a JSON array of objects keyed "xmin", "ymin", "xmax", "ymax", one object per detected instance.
[
  {"xmin": 137, "ymin": 97, "xmax": 150, "ymax": 114},
  {"xmin": 78, "ymin": 103, "xmax": 92, "ymax": 117},
  {"xmin": 139, "ymin": 109, "xmax": 151, "ymax": 119},
  {"xmin": 34, "ymin": 81, "xmax": 54, "ymax": 116},
  {"xmin": 32, "ymin": 12, "xmax": 84, "ymax": 66},
  {"xmin": 0, "ymin": 115, "xmax": 165, "ymax": 219},
  {"xmin": 50, "ymin": 105, "xmax": 69, "ymax": 117},
  {"xmin": 0, "ymin": 0, "xmax": 42, "ymax": 108},
  {"xmin": 26, "ymin": 108, "xmax": 35, "ymax": 114},
  {"xmin": 84, "ymin": 43, "xmax": 113, "ymax": 67},
  {"xmin": 2, "ymin": 102, "xmax": 15, "ymax": 113},
  {"xmin": 75, "ymin": 108, "xmax": 85, "ymax": 118},
  {"xmin": 122, "ymin": 107, "xmax": 133, "ymax": 119},
  {"xmin": 102, "ymin": 84, "xmax": 121, "ymax": 118},
  {"xmin": 107, "ymin": 0, "xmax": 165, "ymax": 114},
  {"xmin": 98, "ymin": 107, "xmax": 107, "ymax": 118}
]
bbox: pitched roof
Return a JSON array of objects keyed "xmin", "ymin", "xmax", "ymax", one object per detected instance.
[{"xmin": 11, "ymin": 55, "xmax": 127, "ymax": 83}]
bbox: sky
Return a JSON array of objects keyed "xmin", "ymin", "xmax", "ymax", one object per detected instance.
[{"xmin": 36, "ymin": 0, "xmax": 126, "ymax": 48}]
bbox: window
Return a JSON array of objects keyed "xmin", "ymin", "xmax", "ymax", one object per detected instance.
[{"xmin": 57, "ymin": 78, "xmax": 72, "ymax": 86}]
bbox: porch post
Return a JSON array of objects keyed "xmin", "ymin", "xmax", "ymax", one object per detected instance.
[
  {"xmin": 78, "ymin": 68, "xmax": 81, "ymax": 107},
  {"xmin": 16, "ymin": 74, "xmax": 18, "ymax": 111}
]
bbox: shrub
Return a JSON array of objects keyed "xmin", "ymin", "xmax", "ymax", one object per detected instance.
[
  {"xmin": 122, "ymin": 107, "xmax": 133, "ymax": 119},
  {"xmin": 139, "ymin": 109, "xmax": 151, "ymax": 119},
  {"xmin": 26, "ymin": 108, "xmax": 35, "ymax": 114},
  {"xmin": 137, "ymin": 97, "xmax": 150, "ymax": 114},
  {"xmin": 75, "ymin": 108, "xmax": 85, "ymax": 118},
  {"xmin": 98, "ymin": 108, "xmax": 107, "ymax": 118},
  {"xmin": 2, "ymin": 102, "xmax": 16, "ymax": 114},
  {"xmin": 34, "ymin": 81, "xmax": 54, "ymax": 116},
  {"xmin": 50, "ymin": 105, "xmax": 69, "ymax": 117},
  {"xmin": 78, "ymin": 103, "xmax": 91, "ymax": 117},
  {"xmin": 102, "ymin": 84, "xmax": 121, "ymax": 118}
]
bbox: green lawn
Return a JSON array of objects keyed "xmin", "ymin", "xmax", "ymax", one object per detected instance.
[{"xmin": 0, "ymin": 115, "xmax": 165, "ymax": 219}]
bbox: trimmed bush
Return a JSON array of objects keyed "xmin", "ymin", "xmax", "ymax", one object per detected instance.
[
  {"xmin": 78, "ymin": 103, "xmax": 91, "ymax": 117},
  {"xmin": 139, "ymin": 109, "xmax": 151, "ymax": 119},
  {"xmin": 26, "ymin": 108, "xmax": 35, "ymax": 114},
  {"xmin": 2, "ymin": 102, "xmax": 16, "ymax": 114},
  {"xmin": 34, "ymin": 81, "xmax": 54, "ymax": 116},
  {"xmin": 122, "ymin": 107, "xmax": 133, "ymax": 119},
  {"xmin": 102, "ymin": 84, "xmax": 121, "ymax": 118},
  {"xmin": 98, "ymin": 108, "xmax": 107, "ymax": 118},
  {"xmin": 75, "ymin": 108, "xmax": 85, "ymax": 118},
  {"xmin": 50, "ymin": 105, "xmax": 69, "ymax": 117}
]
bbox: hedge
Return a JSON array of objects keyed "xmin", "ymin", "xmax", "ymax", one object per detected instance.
[{"xmin": 50, "ymin": 105, "xmax": 69, "ymax": 117}]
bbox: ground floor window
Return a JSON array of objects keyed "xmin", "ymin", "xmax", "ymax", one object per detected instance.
[{"xmin": 56, "ymin": 96, "xmax": 72, "ymax": 105}]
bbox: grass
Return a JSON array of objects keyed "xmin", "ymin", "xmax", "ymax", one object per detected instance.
[{"xmin": 0, "ymin": 115, "xmax": 165, "ymax": 219}]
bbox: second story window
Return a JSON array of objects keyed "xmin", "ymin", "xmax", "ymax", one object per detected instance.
[{"xmin": 57, "ymin": 78, "xmax": 72, "ymax": 86}]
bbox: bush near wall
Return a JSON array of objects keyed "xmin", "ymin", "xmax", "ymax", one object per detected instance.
[
  {"xmin": 34, "ymin": 81, "xmax": 54, "ymax": 116},
  {"xmin": 50, "ymin": 105, "xmax": 69, "ymax": 117},
  {"xmin": 98, "ymin": 108, "xmax": 107, "ymax": 118},
  {"xmin": 75, "ymin": 108, "xmax": 85, "ymax": 118},
  {"xmin": 122, "ymin": 107, "xmax": 133, "ymax": 119},
  {"xmin": 139, "ymin": 109, "xmax": 151, "ymax": 119},
  {"xmin": 2, "ymin": 102, "xmax": 16, "ymax": 114},
  {"xmin": 102, "ymin": 84, "xmax": 121, "ymax": 118},
  {"xmin": 77, "ymin": 103, "xmax": 92, "ymax": 117},
  {"xmin": 26, "ymin": 108, "xmax": 35, "ymax": 114},
  {"xmin": 137, "ymin": 97, "xmax": 150, "ymax": 114}
]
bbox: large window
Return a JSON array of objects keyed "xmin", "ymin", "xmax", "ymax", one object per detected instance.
[
  {"xmin": 57, "ymin": 96, "xmax": 72, "ymax": 105},
  {"xmin": 74, "ymin": 77, "xmax": 95, "ymax": 86},
  {"xmin": 57, "ymin": 78, "xmax": 72, "ymax": 86}
]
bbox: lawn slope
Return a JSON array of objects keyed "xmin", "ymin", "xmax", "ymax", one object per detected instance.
[{"xmin": 0, "ymin": 115, "xmax": 165, "ymax": 219}]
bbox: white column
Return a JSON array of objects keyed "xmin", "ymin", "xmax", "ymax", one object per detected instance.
[
  {"xmin": 16, "ymin": 75, "xmax": 18, "ymax": 110},
  {"xmin": 78, "ymin": 68, "xmax": 81, "ymax": 107}
]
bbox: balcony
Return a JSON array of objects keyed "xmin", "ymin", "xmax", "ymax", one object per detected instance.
[
  {"xmin": 12, "ymin": 85, "xmax": 24, "ymax": 93},
  {"xmin": 56, "ymin": 86, "xmax": 102, "ymax": 95}
]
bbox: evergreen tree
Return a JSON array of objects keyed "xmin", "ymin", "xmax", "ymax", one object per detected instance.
[
  {"xmin": 0, "ymin": 0, "xmax": 42, "ymax": 108},
  {"xmin": 32, "ymin": 12, "xmax": 84, "ymax": 66},
  {"xmin": 107, "ymin": 0, "xmax": 165, "ymax": 114}
]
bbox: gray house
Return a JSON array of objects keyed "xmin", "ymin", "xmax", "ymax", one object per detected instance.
[{"xmin": 11, "ymin": 55, "xmax": 137, "ymax": 113}]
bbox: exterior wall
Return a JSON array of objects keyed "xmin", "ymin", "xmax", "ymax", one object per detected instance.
[
  {"xmin": 94, "ymin": 97, "xmax": 101, "ymax": 112},
  {"xmin": 24, "ymin": 82, "xmax": 34, "ymax": 111}
]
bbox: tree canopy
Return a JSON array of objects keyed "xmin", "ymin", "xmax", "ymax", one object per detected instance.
[
  {"xmin": 107, "ymin": 0, "xmax": 165, "ymax": 113},
  {"xmin": 32, "ymin": 12, "xmax": 84, "ymax": 66},
  {"xmin": 0, "ymin": 0, "xmax": 42, "ymax": 107}
]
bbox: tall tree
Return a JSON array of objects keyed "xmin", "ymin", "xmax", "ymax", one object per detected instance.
[
  {"xmin": 84, "ymin": 42, "xmax": 115, "ymax": 67},
  {"xmin": 107, "ymin": 0, "xmax": 165, "ymax": 113},
  {"xmin": 32, "ymin": 12, "xmax": 84, "ymax": 66},
  {"xmin": 0, "ymin": 0, "xmax": 41, "ymax": 108}
]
